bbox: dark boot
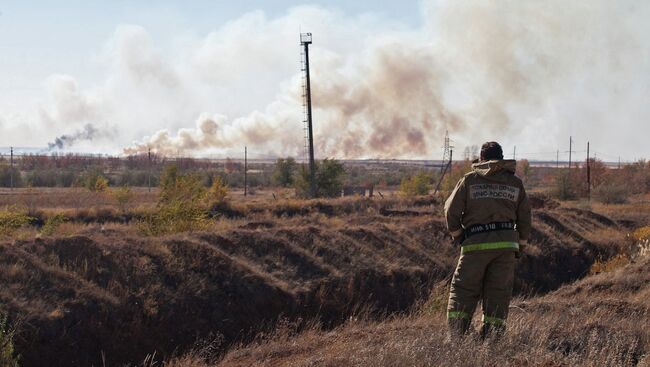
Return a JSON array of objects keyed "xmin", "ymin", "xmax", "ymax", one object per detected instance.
[
  {"xmin": 447, "ymin": 317, "xmax": 471, "ymax": 342},
  {"xmin": 480, "ymin": 322, "xmax": 505, "ymax": 341}
]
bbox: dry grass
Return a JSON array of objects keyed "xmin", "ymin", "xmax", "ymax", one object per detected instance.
[
  {"xmin": 0, "ymin": 191, "xmax": 643, "ymax": 366},
  {"xmin": 209, "ymin": 254, "xmax": 650, "ymax": 367},
  {"xmin": 0, "ymin": 187, "xmax": 158, "ymax": 211},
  {"xmin": 587, "ymin": 194, "xmax": 650, "ymax": 226}
]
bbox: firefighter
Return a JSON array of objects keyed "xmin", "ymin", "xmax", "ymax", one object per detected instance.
[{"xmin": 444, "ymin": 141, "xmax": 532, "ymax": 339}]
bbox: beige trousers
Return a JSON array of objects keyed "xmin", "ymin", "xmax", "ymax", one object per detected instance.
[{"xmin": 446, "ymin": 250, "xmax": 516, "ymax": 336}]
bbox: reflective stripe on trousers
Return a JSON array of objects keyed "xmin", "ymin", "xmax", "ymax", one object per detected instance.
[
  {"xmin": 482, "ymin": 315, "xmax": 506, "ymax": 326},
  {"xmin": 447, "ymin": 311, "xmax": 470, "ymax": 320},
  {"xmin": 461, "ymin": 241, "xmax": 519, "ymax": 254}
]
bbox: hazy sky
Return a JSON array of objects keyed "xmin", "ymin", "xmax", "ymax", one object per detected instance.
[{"xmin": 1, "ymin": 1, "xmax": 648, "ymax": 162}]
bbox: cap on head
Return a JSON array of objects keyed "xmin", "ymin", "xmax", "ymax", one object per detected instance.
[{"xmin": 480, "ymin": 142, "xmax": 503, "ymax": 161}]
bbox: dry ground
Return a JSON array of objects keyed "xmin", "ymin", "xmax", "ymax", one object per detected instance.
[
  {"xmin": 214, "ymin": 253, "xmax": 650, "ymax": 367},
  {"xmin": 0, "ymin": 192, "xmax": 639, "ymax": 366}
]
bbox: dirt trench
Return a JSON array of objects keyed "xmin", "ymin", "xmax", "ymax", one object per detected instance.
[{"xmin": 0, "ymin": 205, "xmax": 625, "ymax": 366}]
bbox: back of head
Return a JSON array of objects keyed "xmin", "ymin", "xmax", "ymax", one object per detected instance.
[{"xmin": 480, "ymin": 142, "xmax": 503, "ymax": 161}]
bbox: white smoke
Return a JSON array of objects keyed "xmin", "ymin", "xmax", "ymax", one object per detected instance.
[{"xmin": 1, "ymin": 1, "xmax": 649, "ymax": 160}]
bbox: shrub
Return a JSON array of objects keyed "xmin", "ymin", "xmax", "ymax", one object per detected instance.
[
  {"xmin": 0, "ymin": 206, "xmax": 32, "ymax": 236},
  {"xmin": 25, "ymin": 169, "xmax": 76, "ymax": 187},
  {"xmin": 138, "ymin": 164, "xmax": 213, "ymax": 236},
  {"xmin": 631, "ymin": 226, "xmax": 650, "ymax": 259},
  {"xmin": 0, "ymin": 313, "xmax": 19, "ymax": 367},
  {"xmin": 441, "ymin": 160, "xmax": 473, "ymax": 193},
  {"xmin": 40, "ymin": 214, "xmax": 67, "ymax": 236},
  {"xmin": 551, "ymin": 170, "xmax": 579, "ymax": 200},
  {"xmin": 589, "ymin": 254, "xmax": 629, "ymax": 274},
  {"xmin": 159, "ymin": 165, "xmax": 205, "ymax": 205},
  {"xmin": 94, "ymin": 177, "xmax": 109, "ymax": 192},
  {"xmin": 593, "ymin": 182, "xmax": 629, "ymax": 204},
  {"xmin": 633, "ymin": 226, "xmax": 650, "ymax": 242},
  {"xmin": 159, "ymin": 164, "xmax": 179, "ymax": 197},
  {"xmin": 316, "ymin": 159, "xmax": 345, "ymax": 198},
  {"xmin": 207, "ymin": 177, "xmax": 228, "ymax": 208},
  {"xmin": 0, "ymin": 165, "xmax": 22, "ymax": 188},
  {"xmin": 272, "ymin": 157, "xmax": 297, "ymax": 187},
  {"xmin": 111, "ymin": 186, "xmax": 134, "ymax": 213},
  {"xmin": 400, "ymin": 172, "xmax": 433, "ymax": 197},
  {"xmin": 138, "ymin": 200, "xmax": 209, "ymax": 236},
  {"xmin": 78, "ymin": 168, "xmax": 109, "ymax": 192},
  {"xmin": 295, "ymin": 159, "xmax": 346, "ymax": 198}
]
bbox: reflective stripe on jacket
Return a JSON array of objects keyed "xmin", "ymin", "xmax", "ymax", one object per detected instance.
[{"xmin": 444, "ymin": 159, "xmax": 532, "ymax": 249}]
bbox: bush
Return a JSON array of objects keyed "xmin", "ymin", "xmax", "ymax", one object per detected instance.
[
  {"xmin": 593, "ymin": 182, "xmax": 630, "ymax": 204},
  {"xmin": 207, "ymin": 177, "xmax": 228, "ymax": 208},
  {"xmin": 40, "ymin": 214, "xmax": 67, "ymax": 236},
  {"xmin": 78, "ymin": 168, "xmax": 109, "ymax": 192},
  {"xmin": 0, "ymin": 313, "xmax": 19, "ymax": 367},
  {"xmin": 94, "ymin": 177, "xmax": 109, "ymax": 192},
  {"xmin": 400, "ymin": 172, "xmax": 433, "ymax": 197},
  {"xmin": 111, "ymin": 186, "xmax": 134, "ymax": 213},
  {"xmin": 25, "ymin": 169, "xmax": 77, "ymax": 187},
  {"xmin": 294, "ymin": 159, "xmax": 346, "ymax": 198},
  {"xmin": 0, "ymin": 165, "xmax": 22, "ymax": 188},
  {"xmin": 272, "ymin": 157, "xmax": 297, "ymax": 187},
  {"xmin": 159, "ymin": 168, "xmax": 205, "ymax": 205},
  {"xmin": 441, "ymin": 160, "xmax": 473, "ymax": 193},
  {"xmin": 0, "ymin": 206, "xmax": 32, "ymax": 236},
  {"xmin": 138, "ymin": 164, "xmax": 214, "ymax": 236},
  {"xmin": 551, "ymin": 171, "xmax": 579, "ymax": 200},
  {"xmin": 138, "ymin": 200, "xmax": 209, "ymax": 236}
]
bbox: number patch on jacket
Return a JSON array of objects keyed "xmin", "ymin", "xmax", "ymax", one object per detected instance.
[{"xmin": 469, "ymin": 184, "xmax": 520, "ymax": 202}]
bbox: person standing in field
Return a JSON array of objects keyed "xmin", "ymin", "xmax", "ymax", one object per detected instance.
[{"xmin": 444, "ymin": 141, "xmax": 532, "ymax": 339}]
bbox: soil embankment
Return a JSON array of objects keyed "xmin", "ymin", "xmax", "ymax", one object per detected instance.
[
  {"xmin": 0, "ymin": 198, "xmax": 627, "ymax": 366},
  {"xmin": 219, "ymin": 255, "xmax": 650, "ymax": 367}
]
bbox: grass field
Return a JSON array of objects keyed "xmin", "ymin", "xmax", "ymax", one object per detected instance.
[{"xmin": 0, "ymin": 188, "xmax": 648, "ymax": 366}]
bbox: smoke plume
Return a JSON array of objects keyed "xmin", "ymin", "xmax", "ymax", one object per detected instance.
[
  {"xmin": 2, "ymin": 1, "xmax": 649, "ymax": 160},
  {"xmin": 47, "ymin": 124, "xmax": 100, "ymax": 151},
  {"xmin": 123, "ymin": 0, "xmax": 650, "ymax": 159}
]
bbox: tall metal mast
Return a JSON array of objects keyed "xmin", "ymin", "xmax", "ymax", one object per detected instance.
[
  {"xmin": 441, "ymin": 131, "xmax": 450, "ymax": 173},
  {"xmin": 300, "ymin": 32, "xmax": 316, "ymax": 197}
]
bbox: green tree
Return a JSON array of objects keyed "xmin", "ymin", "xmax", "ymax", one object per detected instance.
[
  {"xmin": 0, "ymin": 165, "xmax": 22, "ymax": 188},
  {"xmin": 552, "ymin": 170, "xmax": 579, "ymax": 200},
  {"xmin": 400, "ymin": 171, "xmax": 433, "ymax": 197},
  {"xmin": 78, "ymin": 167, "xmax": 108, "ymax": 192},
  {"xmin": 159, "ymin": 164, "xmax": 179, "ymax": 196},
  {"xmin": 441, "ymin": 160, "xmax": 473, "ymax": 193},
  {"xmin": 294, "ymin": 159, "xmax": 346, "ymax": 198},
  {"xmin": 272, "ymin": 157, "xmax": 297, "ymax": 187}
]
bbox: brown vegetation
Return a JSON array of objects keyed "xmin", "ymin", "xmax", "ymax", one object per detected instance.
[
  {"xmin": 216, "ymin": 253, "xmax": 650, "ymax": 367},
  {"xmin": 0, "ymin": 192, "xmax": 637, "ymax": 366}
]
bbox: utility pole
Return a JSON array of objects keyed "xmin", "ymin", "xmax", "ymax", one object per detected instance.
[
  {"xmin": 587, "ymin": 142, "xmax": 591, "ymax": 200},
  {"xmin": 513, "ymin": 146, "xmax": 516, "ymax": 160},
  {"xmin": 568, "ymin": 136, "xmax": 573, "ymax": 170},
  {"xmin": 441, "ymin": 130, "xmax": 450, "ymax": 173},
  {"xmin": 434, "ymin": 149, "xmax": 453, "ymax": 194},
  {"xmin": 556, "ymin": 149, "xmax": 559, "ymax": 169},
  {"xmin": 618, "ymin": 156, "xmax": 621, "ymax": 169},
  {"xmin": 244, "ymin": 146, "xmax": 248, "ymax": 197},
  {"xmin": 300, "ymin": 33, "xmax": 316, "ymax": 198},
  {"xmin": 10, "ymin": 147, "xmax": 14, "ymax": 190},
  {"xmin": 147, "ymin": 147, "xmax": 152, "ymax": 193}
]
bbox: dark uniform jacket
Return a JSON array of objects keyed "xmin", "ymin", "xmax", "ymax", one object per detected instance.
[{"xmin": 444, "ymin": 159, "xmax": 532, "ymax": 251}]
